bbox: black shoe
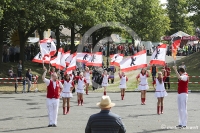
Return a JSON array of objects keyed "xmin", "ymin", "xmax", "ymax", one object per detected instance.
[
  {"xmin": 182, "ymin": 126, "xmax": 186, "ymax": 128},
  {"xmin": 176, "ymin": 125, "xmax": 182, "ymax": 128},
  {"xmin": 48, "ymin": 125, "xmax": 52, "ymax": 127},
  {"xmin": 52, "ymin": 124, "xmax": 57, "ymax": 127}
]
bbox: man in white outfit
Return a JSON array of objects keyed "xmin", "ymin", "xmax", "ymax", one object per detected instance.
[
  {"xmin": 42, "ymin": 67, "xmax": 63, "ymax": 127},
  {"xmin": 173, "ymin": 66, "xmax": 188, "ymax": 128}
]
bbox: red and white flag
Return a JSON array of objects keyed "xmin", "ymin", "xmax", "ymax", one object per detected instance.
[
  {"xmin": 60, "ymin": 51, "xmax": 71, "ymax": 70},
  {"xmin": 32, "ymin": 52, "xmax": 50, "ymax": 63},
  {"xmin": 110, "ymin": 54, "xmax": 123, "ymax": 66},
  {"xmin": 120, "ymin": 50, "xmax": 147, "ymax": 72},
  {"xmin": 66, "ymin": 53, "xmax": 77, "ymax": 72},
  {"xmin": 76, "ymin": 52, "xmax": 92, "ymax": 63},
  {"xmin": 86, "ymin": 52, "xmax": 102, "ymax": 66},
  {"xmin": 66, "ymin": 54, "xmax": 74, "ymax": 66},
  {"xmin": 150, "ymin": 44, "xmax": 167, "ymax": 66},
  {"xmin": 50, "ymin": 48, "xmax": 64, "ymax": 69},
  {"xmin": 40, "ymin": 38, "xmax": 57, "ymax": 58}
]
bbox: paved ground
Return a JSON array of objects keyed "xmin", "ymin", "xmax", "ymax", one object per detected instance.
[{"xmin": 0, "ymin": 92, "xmax": 199, "ymax": 133}]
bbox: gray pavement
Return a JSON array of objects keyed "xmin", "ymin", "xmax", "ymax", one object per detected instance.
[{"xmin": 0, "ymin": 92, "xmax": 199, "ymax": 133}]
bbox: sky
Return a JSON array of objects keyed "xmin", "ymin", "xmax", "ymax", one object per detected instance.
[{"xmin": 160, "ymin": 0, "xmax": 167, "ymax": 4}]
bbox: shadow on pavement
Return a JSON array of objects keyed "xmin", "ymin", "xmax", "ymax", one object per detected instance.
[{"xmin": 1, "ymin": 126, "xmax": 47, "ymax": 132}]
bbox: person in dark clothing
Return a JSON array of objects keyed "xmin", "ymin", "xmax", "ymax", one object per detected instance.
[
  {"xmin": 85, "ymin": 95, "xmax": 126, "ymax": 133},
  {"xmin": 17, "ymin": 60, "xmax": 22, "ymax": 77},
  {"xmin": 15, "ymin": 79, "xmax": 18, "ymax": 93},
  {"xmin": 26, "ymin": 68, "xmax": 32, "ymax": 92},
  {"xmin": 150, "ymin": 64, "xmax": 158, "ymax": 82}
]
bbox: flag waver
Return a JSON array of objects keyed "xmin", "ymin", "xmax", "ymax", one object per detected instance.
[
  {"xmin": 120, "ymin": 50, "xmax": 147, "ymax": 72},
  {"xmin": 110, "ymin": 54, "xmax": 124, "ymax": 66},
  {"xmin": 150, "ymin": 44, "xmax": 167, "ymax": 66}
]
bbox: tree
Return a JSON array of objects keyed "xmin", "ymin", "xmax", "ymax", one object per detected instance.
[
  {"xmin": 127, "ymin": 0, "xmax": 170, "ymax": 42},
  {"xmin": 188, "ymin": 0, "xmax": 200, "ymax": 27},
  {"xmin": 167, "ymin": 0, "xmax": 194, "ymax": 35}
]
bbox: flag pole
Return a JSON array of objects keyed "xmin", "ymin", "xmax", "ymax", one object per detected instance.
[{"xmin": 39, "ymin": 41, "xmax": 44, "ymax": 68}]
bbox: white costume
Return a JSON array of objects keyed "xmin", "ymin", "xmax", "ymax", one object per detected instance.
[
  {"xmin": 85, "ymin": 71, "xmax": 91, "ymax": 84},
  {"xmin": 102, "ymin": 75, "xmax": 109, "ymax": 87},
  {"xmin": 119, "ymin": 76, "xmax": 127, "ymax": 89},
  {"xmin": 138, "ymin": 73, "xmax": 149, "ymax": 90},
  {"xmin": 70, "ymin": 74, "xmax": 74, "ymax": 81},
  {"xmin": 61, "ymin": 80, "xmax": 73, "ymax": 98},
  {"xmin": 76, "ymin": 77, "xmax": 86, "ymax": 94},
  {"xmin": 154, "ymin": 78, "xmax": 168, "ymax": 97}
]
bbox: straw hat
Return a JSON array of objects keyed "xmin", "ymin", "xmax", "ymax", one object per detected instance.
[{"xmin": 96, "ymin": 96, "xmax": 115, "ymax": 108}]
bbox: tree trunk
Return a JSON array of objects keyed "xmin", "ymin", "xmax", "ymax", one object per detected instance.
[
  {"xmin": 18, "ymin": 30, "xmax": 26, "ymax": 71},
  {"xmin": 70, "ymin": 23, "xmax": 75, "ymax": 54},
  {"xmin": 0, "ymin": 29, "xmax": 3, "ymax": 71},
  {"xmin": 55, "ymin": 26, "xmax": 60, "ymax": 51},
  {"xmin": 38, "ymin": 29, "xmax": 44, "ymax": 40}
]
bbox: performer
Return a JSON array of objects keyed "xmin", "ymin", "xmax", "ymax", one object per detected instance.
[
  {"xmin": 84, "ymin": 67, "xmax": 92, "ymax": 95},
  {"xmin": 136, "ymin": 68, "xmax": 150, "ymax": 105},
  {"xmin": 74, "ymin": 72, "xmax": 87, "ymax": 106},
  {"xmin": 102, "ymin": 70, "xmax": 109, "ymax": 95},
  {"xmin": 153, "ymin": 71, "xmax": 168, "ymax": 115},
  {"xmin": 42, "ymin": 67, "xmax": 63, "ymax": 127},
  {"xmin": 119, "ymin": 71, "xmax": 128, "ymax": 100},
  {"xmin": 173, "ymin": 66, "xmax": 189, "ymax": 128},
  {"xmin": 164, "ymin": 63, "xmax": 171, "ymax": 89},
  {"xmin": 60, "ymin": 74, "xmax": 74, "ymax": 115}
]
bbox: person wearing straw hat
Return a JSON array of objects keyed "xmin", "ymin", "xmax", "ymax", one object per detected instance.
[{"xmin": 85, "ymin": 95, "xmax": 126, "ymax": 133}]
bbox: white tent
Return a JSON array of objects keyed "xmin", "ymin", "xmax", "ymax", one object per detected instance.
[{"xmin": 170, "ymin": 31, "xmax": 190, "ymax": 37}]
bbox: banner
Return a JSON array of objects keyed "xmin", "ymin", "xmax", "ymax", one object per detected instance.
[
  {"xmin": 39, "ymin": 38, "xmax": 56, "ymax": 58},
  {"xmin": 76, "ymin": 52, "xmax": 92, "ymax": 63},
  {"xmin": 66, "ymin": 53, "xmax": 77, "ymax": 72},
  {"xmin": 110, "ymin": 54, "xmax": 123, "ymax": 66},
  {"xmin": 60, "ymin": 51, "xmax": 71, "ymax": 70},
  {"xmin": 32, "ymin": 52, "xmax": 50, "ymax": 63},
  {"xmin": 50, "ymin": 48, "xmax": 64, "ymax": 69},
  {"xmin": 86, "ymin": 52, "xmax": 102, "ymax": 66},
  {"xmin": 120, "ymin": 50, "xmax": 147, "ymax": 72},
  {"xmin": 150, "ymin": 44, "xmax": 167, "ymax": 66}
]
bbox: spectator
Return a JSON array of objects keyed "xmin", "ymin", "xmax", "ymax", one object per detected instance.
[
  {"xmin": 179, "ymin": 62, "xmax": 186, "ymax": 70},
  {"xmin": 150, "ymin": 64, "xmax": 158, "ymax": 82},
  {"xmin": 85, "ymin": 95, "xmax": 126, "ymax": 133},
  {"xmin": 15, "ymin": 79, "xmax": 18, "ymax": 93},
  {"xmin": 8, "ymin": 67, "xmax": 14, "ymax": 78},
  {"xmin": 164, "ymin": 63, "xmax": 171, "ymax": 90},
  {"xmin": 22, "ymin": 77, "xmax": 27, "ymax": 93},
  {"xmin": 26, "ymin": 68, "xmax": 32, "ymax": 92},
  {"xmin": 17, "ymin": 60, "xmax": 22, "ymax": 77}
]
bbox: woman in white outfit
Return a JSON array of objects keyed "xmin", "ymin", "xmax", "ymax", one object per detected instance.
[
  {"xmin": 102, "ymin": 70, "xmax": 109, "ymax": 95},
  {"xmin": 136, "ymin": 68, "xmax": 150, "ymax": 105},
  {"xmin": 74, "ymin": 72, "xmax": 87, "ymax": 106},
  {"xmin": 60, "ymin": 74, "xmax": 74, "ymax": 115},
  {"xmin": 119, "ymin": 71, "xmax": 128, "ymax": 100},
  {"xmin": 153, "ymin": 71, "xmax": 168, "ymax": 115},
  {"xmin": 84, "ymin": 67, "xmax": 92, "ymax": 95}
]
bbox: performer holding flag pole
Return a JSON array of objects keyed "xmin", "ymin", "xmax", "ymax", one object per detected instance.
[{"xmin": 171, "ymin": 36, "xmax": 181, "ymax": 65}]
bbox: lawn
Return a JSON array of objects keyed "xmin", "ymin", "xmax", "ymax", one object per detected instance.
[{"xmin": 0, "ymin": 52, "xmax": 200, "ymax": 93}]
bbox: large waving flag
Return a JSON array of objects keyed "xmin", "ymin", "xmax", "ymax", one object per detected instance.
[
  {"xmin": 40, "ymin": 38, "xmax": 57, "ymax": 58},
  {"xmin": 66, "ymin": 54, "xmax": 74, "ymax": 66},
  {"xmin": 171, "ymin": 37, "xmax": 181, "ymax": 60},
  {"xmin": 86, "ymin": 52, "xmax": 102, "ymax": 66},
  {"xmin": 110, "ymin": 54, "xmax": 124, "ymax": 66},
  {"xmin": 76, "ymin": 53, "xmax": 92, "ymax": 63},
  {"xmin": 32, "ymin": 52, "xmax": 50, "ymax": 63},
  {"xmin": 66, "ymin": 53, "xmax": 77, "ymax": 72},
  {"xmin": 50, "ymin": 48, "xmax": 64, "ymax": 69},
  {"xmin": 60, "ymin": 51, "xmax": 71, "ymax": 70},
  {"xmin": 150, "ymin": 44, "xmax": 167, "ymax": 66},
  {"xmin": 120, "ymin": 50, "xmax": 147, "ymax": 72}
]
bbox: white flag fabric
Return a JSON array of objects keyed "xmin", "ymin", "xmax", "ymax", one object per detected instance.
[
  {"xmin": 66, "ymin": 53, "xmax": 77, "ymax": 72},
  {"xmin": 32, "ymin": 52, "xmax": 50, "ymax": 63},
  {"xmin": 150, "ymin": 44, "xmax": 167, "ymax": 66},
  {"xmin": 60, "ymin": 51, "xmax": 71, "ymax": 70},
  {"xmin": 39, "ymin": 38, "xmax": 57, "ymax": 58},
  {"xmin": 50, "ymin": 48, "xmax": 64, "ymax": 69},
  {"xmin": 66, "ymin": 54, "xmax": 74, "ymax": 66},
  {"xmin": 120, "ymin": 50, "xmax": 147, "ymax": 72},
  {"xmin": 86, "ymin": 52, "xmax": 102, "ymax": 66},
  {"xmin": 76, "ymin": 52, "xmax": 92, "ymax": 63},
  {"xmin": 110, "ymin": 54, "xmax": 124, "ymax": 66}
]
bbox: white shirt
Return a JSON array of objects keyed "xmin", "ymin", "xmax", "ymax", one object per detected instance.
[
  {"xmin": 43, "ymin": 78, "xmax": 63, "ymax": 89},
  {"xmin": 180, "ymin": 73, "xmax": 188, "ymax": 81}
]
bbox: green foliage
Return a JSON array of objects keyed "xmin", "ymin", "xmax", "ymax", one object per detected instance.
[
  {"xmin": 188, "ymin": 0, "xmax": 200, "ymax": 26},
  {"xmin": 127, "ymin": 0, "xmax": 170, "ymax": 41},
  {"xmin": 167, "ymin": 0, "xmax": 194, "ymax": 35}
]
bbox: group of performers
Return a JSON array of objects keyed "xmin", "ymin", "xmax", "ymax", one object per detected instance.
[{"xmin": 43, "ymin": 64, "xmax": 189, "ymax": 128}]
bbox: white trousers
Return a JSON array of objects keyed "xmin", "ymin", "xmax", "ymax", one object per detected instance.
[
  {"xmin": 177, "ymin": 93, "xmax": 188, "ymax": 126},
  {"xmin": 46, "ymin": 98, "xmax": 59, "ymax": 125}
]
